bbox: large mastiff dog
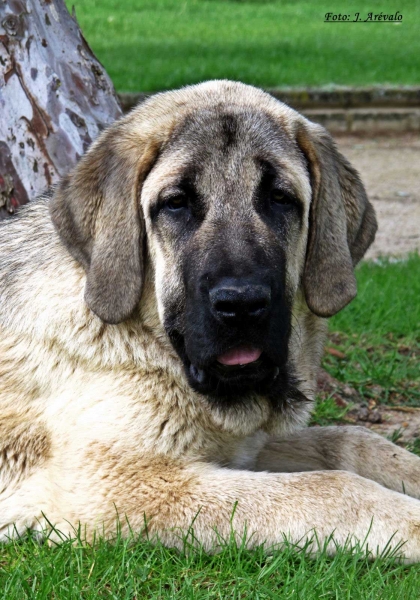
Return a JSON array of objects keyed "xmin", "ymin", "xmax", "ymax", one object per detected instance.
[{"xmin": 1, "ymin": 81, "xmax": 420, "ymax": 559}]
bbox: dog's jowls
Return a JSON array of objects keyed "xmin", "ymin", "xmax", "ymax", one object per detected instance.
[{"xmin": 1, "ymin": 81, "xmax": 420, "ymax": 560}]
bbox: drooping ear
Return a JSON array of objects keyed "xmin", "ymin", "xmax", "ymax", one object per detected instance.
[
  {"xmin": 296, "ymin": 122, "xmax": 377, "ymax": 318},
  {"xmin": 50, "ymin": 112, "xmax": 168, "ymax": 324}
]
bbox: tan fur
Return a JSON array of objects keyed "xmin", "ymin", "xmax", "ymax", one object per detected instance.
[
  {"xmin": 0, "ymin": 416, "xmax": 51, "ymax": 492},
  {"xmin": 0, "ymin": 81, "xmax": 420, "ymax": 561}
]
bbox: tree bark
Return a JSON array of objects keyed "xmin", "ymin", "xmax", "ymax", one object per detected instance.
[{"xmin": 0, "ymin": 0, "xmax": 122, "ymax": 217}]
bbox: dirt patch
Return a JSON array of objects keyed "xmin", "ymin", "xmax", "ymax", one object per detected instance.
[
  {"xmin": 317, "ymin": 368, "xmax": 420, "ymax": 446},
  {"xmin": 336, "ymin": 134, "xmax": 420, "ymax": 259}
]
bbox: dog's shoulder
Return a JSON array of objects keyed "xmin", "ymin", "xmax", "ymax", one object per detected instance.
[
  {"xmin": 0, "ymin": 195, "xmax": 82, "ymax": 305},
  {"xmin": 0, "ymin": 196, "xmax": 94, "ymax": 360}
]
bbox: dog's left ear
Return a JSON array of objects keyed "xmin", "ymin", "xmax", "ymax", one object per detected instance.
[
  {"xmin": 296, "ymin": 122, "xmax": 377, "ymax": 318},
  {"xmin": 50, "ymin": 108, "xmax": 172, "ymax": 324}
]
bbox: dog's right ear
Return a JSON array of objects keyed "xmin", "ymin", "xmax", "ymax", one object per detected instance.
[{"xmin": 50, "ymin": 107, "xmax": 174, "ymax": 324}]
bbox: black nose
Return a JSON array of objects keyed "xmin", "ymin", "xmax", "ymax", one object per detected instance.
[{"xmin": 209, "ymin": 279, "xmax": 271, "ymax": 322}]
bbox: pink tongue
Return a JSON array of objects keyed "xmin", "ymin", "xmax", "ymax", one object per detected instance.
[{"xmin": 217, "ymin": 345, "xmax": 262, "ymax": 366}]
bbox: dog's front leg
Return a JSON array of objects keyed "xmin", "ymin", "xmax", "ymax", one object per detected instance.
[
  {"xmin": 4, "ymin": 458, "xmax": 420, "ymax": 560},
  {"xmin": 254, "ymin": 426, "xmax": 420, "ymax": 498},
  {"xmin": 71, "ymin": 461, "xmax": 420, "ymax": 561}
]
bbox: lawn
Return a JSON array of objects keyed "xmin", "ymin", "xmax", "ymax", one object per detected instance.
[
  {"xmin": 1, "ymin": 254, "xmax": 420, "ymax": 597},
  {"xmin": 2, "ymin": 529, "xmax": 420, "ymax": 598},
  {"xmin": 313, "ymin": 254, "xmax": 420, "ymax": 428},
  {"xmin": 66, "ymin": 0, "xmax": 420, "ymax": 92}
]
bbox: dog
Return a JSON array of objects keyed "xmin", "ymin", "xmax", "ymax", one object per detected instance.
[{"xmin": 1, "ymin": 80, "xmax": 420, "ymax": 559}]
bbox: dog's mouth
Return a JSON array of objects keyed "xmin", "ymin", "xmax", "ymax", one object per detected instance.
[
  {"xmin": 216, "ymin": 345, "xmax": 263, "ymax": 366},
  {"xmin": 208, "ymin": 345, "xmax": 269, "ymax": 380},
  {"xmin": 167, "ymin": 328, "xmax": 286, "ymax": 398},
  {"xmin": 187, "ymin": 344, "xmax": 281, "ymax": 397}
]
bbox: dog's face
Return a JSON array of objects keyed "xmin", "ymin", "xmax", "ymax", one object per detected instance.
[
  {"xmin": 50, "ymin": 81, "xmax": 377, "ymax": 406},
  {"xmin": 141, "ymin": 109, "xmax": 311, "ymax": 400}
]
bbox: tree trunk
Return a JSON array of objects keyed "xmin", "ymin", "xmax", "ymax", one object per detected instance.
[{"xmin": 0, "ymin": 0, "xmax": 122, "ymax": 218}]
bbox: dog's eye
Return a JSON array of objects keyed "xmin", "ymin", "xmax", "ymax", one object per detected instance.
[
  {"xmin": 270, "ymin": 189, "xmax": 295, "ymax": 206},
  {"xmin": 165, "ymin": 195, "xmax": 188, "ymax": 211}
]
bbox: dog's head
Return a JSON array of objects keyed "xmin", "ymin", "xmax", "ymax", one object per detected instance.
[{"xmin": 50, "ymin": 81, "xmax": 376, "ymax": 405}]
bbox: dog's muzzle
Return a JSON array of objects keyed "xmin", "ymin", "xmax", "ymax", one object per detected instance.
[{"xmin": 168, "ymin": 273, "xmax": 291, "ymax": 400}]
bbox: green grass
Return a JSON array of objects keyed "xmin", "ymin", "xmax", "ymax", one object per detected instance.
[
  {"xmin": 1, "ymin": 256, "xmax": 419, "ymax": 596},
  {"xmin": 67, "ymin": 0, "xmax": 420, "ymax": 92},
  {"xmin": 321, "ymin": 254, "xmax": 420, "ymax": 406},
  {"xmin": 2, "ymin": 529, "xmax": 420, "ymax": 598}
]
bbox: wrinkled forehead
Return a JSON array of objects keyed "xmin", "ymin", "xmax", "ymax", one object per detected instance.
[{"xmin": 142, "ymin": 107, "xmax": 312, "ymax": 207}]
